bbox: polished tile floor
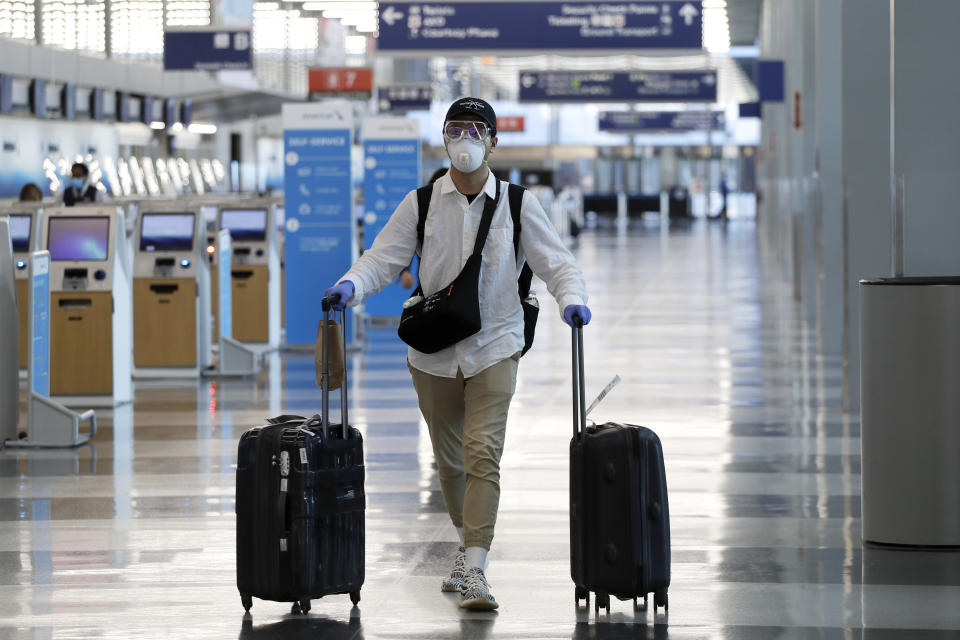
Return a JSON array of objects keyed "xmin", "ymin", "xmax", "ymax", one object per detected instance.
[{"xmin": 4, "ymin": 221, "xmax": 960, "ymax": 639}]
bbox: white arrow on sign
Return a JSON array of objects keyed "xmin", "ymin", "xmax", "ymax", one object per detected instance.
[
  {"xmin": 381, "ymin": 6, "xmax": 404, "ymax": 26},
  {"xmin": 702, "ymin": 74, "xmax": 716, "ymax": 85},
  {"xmin": 521, "ymin": 74, "xmax": 536, "ymax": 89},
  {"xmin": 679, "ymin": 3, "xmax": 699, "ymax": 26}
]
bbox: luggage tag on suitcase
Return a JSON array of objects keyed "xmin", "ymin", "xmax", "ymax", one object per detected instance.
[{"xmin": 586, "ymin": 375, "xmax": 621, "ymax": 417}]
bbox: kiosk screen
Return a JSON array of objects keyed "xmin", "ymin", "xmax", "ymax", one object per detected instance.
[
  {"xmin": 9, "ymin": 215, "xmax": 31, "ymax": 252},
  {"xmin": 140, "ymin": 213, "xmax": 195, "ymax": 252},
  {"xmin": 48, "ymin": 217, "xmax": 110, "ymax": 261},
  {"xmin": 221, "ymin": 209, "xmax": 267, "ymax": 241}
]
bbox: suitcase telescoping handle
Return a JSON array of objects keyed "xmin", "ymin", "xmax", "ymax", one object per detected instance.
[
  {"xmin": 572, "ymin": 319, "xmax": 587, "ymax": 439},
  {"xmin": 320, "ymin": 296, "xmax": 349, "ymax": 440}
]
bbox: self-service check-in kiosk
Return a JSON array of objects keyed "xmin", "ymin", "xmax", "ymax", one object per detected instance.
[
  {"xmin": 132, "ymin": 205, "xmax": 212, "ymax": 377},
  {"xmin": 216, "ymin": 202, "xmax": 280, "ymax": 347},
  {"xmin": 5, "ymin": 204, "xmax": 42, "ymax": 370},
  {"xmin": 42, "ymin": 207, "xmax": 132, "ymax": 405},
  {"xmin": 1, "ymin": 217, "xmax": 19, "ymax": 441}
]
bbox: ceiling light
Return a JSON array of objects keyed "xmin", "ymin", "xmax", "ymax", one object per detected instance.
[
  {"xmin": 345, "ymin": 34, "xmax": 367, "ymax": 54},
  {"xmin": 188, "ymin": 123, "xmax": 217, "ymax": 135},
  {"xmin": 297, "ymin": 1, "xmax": 376, "ymax": 9}
]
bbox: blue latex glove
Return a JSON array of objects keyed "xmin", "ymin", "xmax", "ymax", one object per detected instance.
[
  {"xmin": 563, "ymin": 304, "xmax": 592, "ymax": 327},
  {"xmin": 323, "ymin": 280, "xmax": 355, "ymax": 311}
]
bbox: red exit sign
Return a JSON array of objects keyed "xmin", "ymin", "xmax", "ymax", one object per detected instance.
[
  {"xmin": 308, "ymin": 67, "xmax": 373, "ymax": 93},
  {"xmin": 497, "ymin": 116, "xmax": 525, "ymax": 132}
]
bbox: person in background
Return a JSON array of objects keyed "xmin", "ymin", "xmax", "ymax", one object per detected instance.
[
  {"xmin": 398, "ymin": 168, "xmax": 449, "ymax": 290},
  {"xmin": 62, "ymin": 163, "xmax": 99, "ymax": 206},
  {"xmin": 324, "ymin": 97, "xmax": 590, "ymax": 611},
  {"xmin": 18, "ymin": 183, "xmax": 43, "ymax": 202},
  {"xmin": 718, "ymin": 173, "xmax": 730, "ymax": 220}
]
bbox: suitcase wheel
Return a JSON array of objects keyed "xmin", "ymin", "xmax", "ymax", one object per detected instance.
[
  {"xmin": 240, "ymin": 594, "xmax": 252, "ymax": 613},
  {"xmin": 350, "ymin": 591, "xmax": 361, "ymax": 606},
  {"xmin": 654, "ymin": 590, "xmax": 668, "ymax": 611},
  {"xmin": 574, "ymin": 586, "xmax": 589, "ymax": 608},
  {"xmin": 594, "ymin": 592, "xmax": 610, "ymax": 615},
  {"xmin": 291, "ymin": 599, "xmax": 311, "ymax": 615},
  {"xmin": 634, "ymin": 595, "xmax": 648, "ymax": 612}
]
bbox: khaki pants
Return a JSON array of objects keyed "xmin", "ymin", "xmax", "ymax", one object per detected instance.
[{"xmin": 408, "ymin": 354, "xmax": 520, "ymax": 550}]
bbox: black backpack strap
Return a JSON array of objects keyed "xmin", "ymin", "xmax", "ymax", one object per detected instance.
[
  {"xmin": 508, "ymin": 184, "xmax": 525, "ymax": 259},
  {"xmin": 415, "ymin": 184, "xmax": 433, "ymax": 253},
  {"xmin": 508, "ymin": 184, "xmax": 533, "ymax": 298}
]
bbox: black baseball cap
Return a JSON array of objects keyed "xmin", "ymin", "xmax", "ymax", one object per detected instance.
[{"xmin": 445, "ymin": 97, "xmax": 497, "ymax": 135}]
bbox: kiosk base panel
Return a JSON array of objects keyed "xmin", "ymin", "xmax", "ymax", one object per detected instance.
[
  {"xmin": 51, "ymin": 291, "xmax": 113, "ymax": 395},
  {"xmin": 231, "ymin": 265, "xmax": 269, "ymax": 343},
  {"xmin": 134, "ymin": 278, "xmax": 197, "ymax": 368}
]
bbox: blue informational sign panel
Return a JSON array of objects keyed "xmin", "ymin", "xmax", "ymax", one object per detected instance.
[
  {"xmin": 378, "ymin": 85, "xmax": 433, "ymax": 112},
  {"xmin": 757, "ymin": 60, "xmax": 785, "ymax": 102},
  {"xmin": 739, "ymin": 102, "xmax": 761, "ymax": 118},
  {"xmin": 29, "ymin": 252, "xmax": 50, "ymax": 399},
  {"xmin": 378, "ymin": 1, "xmax": 702, "ymax": 52},
  {"xmin": 599, "ymin": 110, "xmax": 725, "ymax": 132},
  {"xmin": 282, "ymin": 102, "xmax": 356, "ymax": 345},
  {"xmin": 519, "ymin": 70, "xmax": 717, "ymax": 102},
  {"xmin": 163, "ymin": 29, "xmax": 252, "ymax": 71},
  {"xmin": 362, "ymin": 117, "xmax": 421, "ymax": 316},
  {"xmin": 218, "ymin": 231, "xmax": 232, "ymax": 340}
]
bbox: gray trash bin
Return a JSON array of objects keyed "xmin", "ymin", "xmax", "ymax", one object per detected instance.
[{"xmin": 860, "ymin": 277, "xmax": 960, "ymax": 546}]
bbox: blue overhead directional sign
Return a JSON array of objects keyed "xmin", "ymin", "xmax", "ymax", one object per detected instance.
[
  {"xmin": 378, "ymin": 1, "xmax": 703, "ymax": 53},
  {"xmin": 378, "ymin": 85, "xmax": 433, "ymax": 112},
  {"xmin": 599, "ymin": 110, "xmax": 725, "ymax": 132},
  {"xmin": 163, "ymin": 29, "xmax": 252, "ymax": 71},
  {"xmin": 520, "ymin": 70, "xmax": 717, "ymax": 102}
]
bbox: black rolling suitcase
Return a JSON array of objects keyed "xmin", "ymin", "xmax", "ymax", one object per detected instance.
[
  {"xmin": 569, "ymin": 322, "xmax": 671, "ymax": 614},
  {"xmin": 236, "ymin": 298, "xmax": 365, "ymax": 614}
]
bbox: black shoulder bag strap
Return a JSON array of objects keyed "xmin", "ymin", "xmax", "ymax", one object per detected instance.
[
  {"xmin": 411, "ymin": 179, "xmax": 500, "ymax": 290},
  {"xmin": 471, "ymin": 178, "xmax": 501, "ymax": 257},
  {"xmin": 508, "ymin": 184, "xmax": 533, "ymax": 298},
  {"xmin": 415, "ymin": 184, "xmax": 433, "ymax": 254}
]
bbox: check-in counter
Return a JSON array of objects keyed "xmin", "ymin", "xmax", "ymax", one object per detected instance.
[
  {"xmin": 42, "ymin": 207, "xmax": 132, "ymax": 404},
  {"xmin": 132, "ymin": 204, "xmax": 212, "ymax": 376},
  {"xmin": 216, "ymin": 202, "xmax": 281, "ymax": 347}
]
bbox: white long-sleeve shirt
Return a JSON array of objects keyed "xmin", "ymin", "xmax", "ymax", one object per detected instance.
[{"xmin": 340, "ymin": 170, "xmax": 587, "ymax": 378}]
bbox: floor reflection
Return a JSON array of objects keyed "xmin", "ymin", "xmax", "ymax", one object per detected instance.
[
  {"xmin": 238, "ymin": 613, "xmax": 363, "ymax": 640},
  {"xmin": 2, "ymin": 223, "xmax": 958, "ymax": 637}
]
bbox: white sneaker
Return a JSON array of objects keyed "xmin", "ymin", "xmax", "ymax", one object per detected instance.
[
  {"xmin": 458, "ymin": 566, "xmax": 498, "ymax": 610},
  {"xmin": 441, "ymin": 546, "xmax": 466, "ymax": 592}
]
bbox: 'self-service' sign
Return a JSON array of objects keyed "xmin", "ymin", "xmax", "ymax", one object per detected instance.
[
  {"xmin": 282, "ymin": 103, "xmax": 357, "ymax": 344},
  {"xmin": 361, "ymin": 117, "xmax": 421, "ymax": 316}
]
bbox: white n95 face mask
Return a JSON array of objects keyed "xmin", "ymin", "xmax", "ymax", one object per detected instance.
[{"xmin": 447, "ymin": 138, "xmax": 486, "ymax": 173}]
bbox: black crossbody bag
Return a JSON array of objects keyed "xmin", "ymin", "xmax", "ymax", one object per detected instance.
[{"xmin": 397, "ymin": 179, "xmax": 500, "ymax": 354}]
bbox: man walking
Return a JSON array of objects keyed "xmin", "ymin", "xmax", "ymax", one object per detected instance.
[{"xmin": 324, "ymin": 97, "xmax": 591, "ymax": 610}]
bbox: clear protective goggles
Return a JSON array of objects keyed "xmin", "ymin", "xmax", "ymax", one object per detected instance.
[{"xmin": 443, "ymin": 120, "xmax": 490, "ymax": 142}]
